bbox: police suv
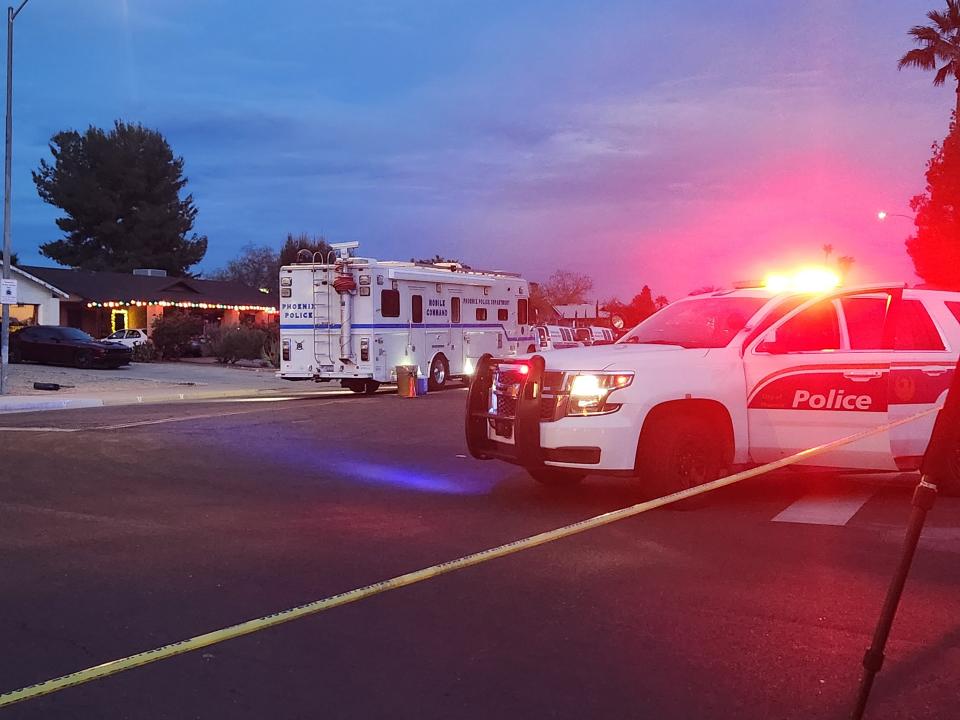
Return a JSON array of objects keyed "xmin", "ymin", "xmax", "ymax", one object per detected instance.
[{"xmin": 465, "ymin": 284, "xmax": 960, "ymax": 496}]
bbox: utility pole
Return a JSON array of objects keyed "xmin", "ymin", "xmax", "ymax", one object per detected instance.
[{"xmin": 0, "ymin": 1, "xmax": 30, "ymax": 395}]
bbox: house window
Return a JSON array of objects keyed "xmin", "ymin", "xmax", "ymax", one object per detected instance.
[
  {"xmin": 381, "ymin": 289, "xmax": 400, "ymax": 317},
  {"xmin": 412, "ymin": 294, "xmax": 423, "ymax": 323},
  {"xmin": 476, "ymin": 308, "xmax": 487, "ymax": 321}
]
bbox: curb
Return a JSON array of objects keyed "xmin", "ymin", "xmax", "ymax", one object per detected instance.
[{"xmin": 0, "ymin": 397, "xmax": 104, "ymax": 414}]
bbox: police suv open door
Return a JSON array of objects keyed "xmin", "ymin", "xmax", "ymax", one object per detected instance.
[{"xmin": 744, "ymin": 286, "xmax": 903, "ymax": 470}]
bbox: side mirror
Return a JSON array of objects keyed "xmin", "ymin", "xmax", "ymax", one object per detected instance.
[{"xmin": 756, "ymin": 328, "xmax": 783, "ymax": 354}]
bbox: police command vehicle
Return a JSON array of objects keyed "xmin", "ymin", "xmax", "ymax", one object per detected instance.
[
  {"xmin": 279, "ymin": 243, "xmax": 534, "ymax": 392},
  {"xmin": 466, "ymin": 284, "xmax": 960, "ymax": 496}
]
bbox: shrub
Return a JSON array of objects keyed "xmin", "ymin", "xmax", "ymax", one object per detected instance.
[
  {"xmin": 131, "ymin": 340, "xmax": 158, "ymax": 363},
  {"xmin": 205, "ymin": 324, "xmax": 268, "ymax": 364},
  {"xmin": 262, "ymin": 324, "xmax": 280, "ymax": 368},
  {"xmin": 151, "ymin": 312, "xmax": 203, "ymax": 360}
]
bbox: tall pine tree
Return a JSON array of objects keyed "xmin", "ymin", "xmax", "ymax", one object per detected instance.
[{"xmin": 33, "ymin": 121, "xmax": 207, "ymax": 275}]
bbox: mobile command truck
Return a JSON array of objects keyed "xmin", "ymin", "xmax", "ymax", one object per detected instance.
[
  {"xmin": 279, "ymin": 243, "xmax": 535, "ymax": 393},
  {"xmin": 466, "ymin": 283, "xmax": 960, "ymax": 496}
]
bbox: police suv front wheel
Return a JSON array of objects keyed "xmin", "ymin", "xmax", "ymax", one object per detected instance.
[
  {"xmin": 635, "ymin": 414, "xmax": 726, "ymax": 500},
  {"xmin": 528, "ymin": 467, "xmax": 586, "ymax": 487}
]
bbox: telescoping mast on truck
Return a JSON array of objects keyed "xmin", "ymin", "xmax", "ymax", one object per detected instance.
[{"xmin": 278, "ymin": 242, "xmax": 535, "ymax": 393}]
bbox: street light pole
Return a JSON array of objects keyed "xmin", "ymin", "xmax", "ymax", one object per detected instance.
[{"xmin": 0, "ymin": 0, "xmax": 29, "ymax": 396}]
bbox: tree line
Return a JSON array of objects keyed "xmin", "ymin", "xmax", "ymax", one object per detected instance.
[
  {"xmin": 529, "ymin": 269, "xmax": 668, "ymax": 328},
  {"xmin": 899, "ymin": 1, "xmax": 960, "ymax": 287}
]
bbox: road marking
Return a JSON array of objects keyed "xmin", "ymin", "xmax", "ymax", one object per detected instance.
[
  {"xmin": 772, "ymin": 489, "xmax": 875, "ymax": 526},
  {"xmin": 0, "ymin": 426, "xmax": 79, "ymax": 433},
  {"xmin": 0, "ymin": 502, "xmax": 170, "ymax": 531},
  {"xmin": 93, "ymin": 409, "xmax": 264, "ymax": 430},
  {"xmin": 0, "ymin": 398, "xmax": 348, "ymax": 433}
]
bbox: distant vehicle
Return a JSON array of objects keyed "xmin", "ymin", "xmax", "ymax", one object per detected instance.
[
  {"xmin": 279, "ymin": 242, "xmax": 533, "ymax": 393},
  {"xmin": 572, "ymin": 327, "xmax": 594, "ymax": 345},
  {"xmin": 536, "ymin": 325, "xmax": 581, "ymax": 351},
  {"xmin": 185, "ymin": 335, "xmax": 207, "ymax": 358},
  {"xmin": 11, "ymin": 326, "xmax": 132, "ymax": 369},
  {"xmin": 101, "ymin": 328, "xmax": 149, "ymax": 348},
  {"xmin": 573, "ymin": 326, "xmax": 615, "ymax": 346},
  {"xmin": 468, "ymin": 284, "xmax": 960, "ymax": 496}
]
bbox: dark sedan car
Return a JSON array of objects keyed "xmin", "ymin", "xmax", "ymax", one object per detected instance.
[{"xmin": 10, "ymin": 326, "xmax": 132, "ymax": 369}]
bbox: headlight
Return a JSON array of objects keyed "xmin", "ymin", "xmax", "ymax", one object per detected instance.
[{"xmin": 567, "ymin": 372, "xmax": 633, "ymax": 415}]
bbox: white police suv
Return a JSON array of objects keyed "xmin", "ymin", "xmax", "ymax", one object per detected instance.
[{"xmin": 465, "ymin": 284, "xmax": 960, "ymax": 496}]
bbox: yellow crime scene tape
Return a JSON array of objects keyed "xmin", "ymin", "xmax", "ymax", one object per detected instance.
[{"xmin": 0, "ymin": 405, "xmax": 941, "ymax": 709}]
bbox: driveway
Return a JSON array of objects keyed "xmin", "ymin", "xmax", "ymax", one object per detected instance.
[{"xmin": 7, "ymin": 360, "xmax": 289, "ymax": 396}]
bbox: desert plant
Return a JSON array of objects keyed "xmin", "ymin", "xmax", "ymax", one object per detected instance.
[
  {"xmin": 205, "ymin": 324, "xmax": 268, "ymax": 364},
  {"xmin": 131, "ymin": 340, "xmax": 158, "ymax": 363},
  {"xmin": 151, "ymin": 312, "xmax": 203, "ymax": 360},
  {"xmin": 261, "ymin": 324, "xmax": 280, "ymax": 368}
]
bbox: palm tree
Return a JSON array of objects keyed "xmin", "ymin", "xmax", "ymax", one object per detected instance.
[
  {"xmin": 899, "ymin": 1, "xmax": 960, "ymax": 117},
  {"xmin": 837, "ymin": 255, "xmax": 855, "ymax": 280},
  {"xmin": 822, "ymin": 243, "xmax": 833, "ymax": 263}
]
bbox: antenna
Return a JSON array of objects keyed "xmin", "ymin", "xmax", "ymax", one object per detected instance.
[{"xmin": 331, "ymin": 241, "xmax": 360, "ymax": 259}]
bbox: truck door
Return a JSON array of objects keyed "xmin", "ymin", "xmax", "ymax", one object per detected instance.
[
  {"xmin": 447, "ymin": 293, "xmax": 464, "ymax": 372},
  {"xmin": 887, "ymin": 297, "xmax": 958, "ymax": 469},
  {"xmin": 465, "ymin": 306, "xmax": 500, "ymax": 363},
  {"xmin": 379, "ymin": 285, "xmax": 407, "ymax": 378},
  {"xmin": 424, "ymin": 289, "xmax": 450, "ymax": 370},
  {"xmin": 744, "ymin": 288, "xmax": 900, "ymax": 470}
]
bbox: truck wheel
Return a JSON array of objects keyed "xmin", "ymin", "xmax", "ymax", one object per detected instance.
[
  {"xmin": 940, "ymin": 443, "xmax": 960, "ymax": 497},
  {"xmin": 428, "ymin": 354, "xmax": 448, "ymax": 391},
  {"xmin": 343, "ymin": 379, "xmax": 378, "ymax": 394},
  {"xmin": 527, "ymin": 466, "xmax": 586, "ymax": 487},
  {"xmin": 636, "ymin": 414, "xmax": 724, "ymax": 500}
]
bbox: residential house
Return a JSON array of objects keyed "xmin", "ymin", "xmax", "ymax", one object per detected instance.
[{"xmin": 16, "ymin": 266, "xmax": 278, "ymax": 337}]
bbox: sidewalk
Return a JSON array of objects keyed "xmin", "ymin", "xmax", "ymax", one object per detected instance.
[{"xmin": 0, "ymin": 361, "xmax": 316, "ymax": 413}]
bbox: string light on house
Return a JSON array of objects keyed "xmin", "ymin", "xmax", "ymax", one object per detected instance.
[{"xmin": 84, "ymin": 300, "xmax": 279, "ymax": 313}]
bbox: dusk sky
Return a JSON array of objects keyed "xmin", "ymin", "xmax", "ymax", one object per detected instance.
[{"xmin": 7, "ymin": 1, "xmax": 955, "ymax": 299}]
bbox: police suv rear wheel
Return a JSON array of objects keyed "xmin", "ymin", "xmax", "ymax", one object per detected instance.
[
  {"xmin": 636, "ymin": 414, "xmax": 724, "ymax": 500},
  {"xmin": 528, "ymin": 466, "xmax": 586, "ymax": 487},
  {"xmin": 428, "ymin": 354, "xmax": 448, "ymax": 391}
]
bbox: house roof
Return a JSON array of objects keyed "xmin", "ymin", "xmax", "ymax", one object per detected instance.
[
  {"xmin": 12, "ymin": 265, "xmax": 70, "ymax": 297},
  {"xmin": 19, "ymin": 265, "xmax": 277, "ymax": 308}
]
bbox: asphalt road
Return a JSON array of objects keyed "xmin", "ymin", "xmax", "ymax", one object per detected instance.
[{"xmin": 0, "ymin": 388, "xmax": 958, "ymax": 719}]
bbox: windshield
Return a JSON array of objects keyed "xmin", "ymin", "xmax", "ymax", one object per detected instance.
[
  {"xmin": 58, "ymin": 328, "xmax": 95, "ymax": 342},
  {"xmin": 618, "ymin": 297, "xmax": 768, "ymax": 349}
]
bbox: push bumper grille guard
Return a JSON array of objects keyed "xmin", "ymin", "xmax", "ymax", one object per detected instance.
[{"xmin": 465, "ymin": 353, "xmax": 547, "ymax": 467}]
